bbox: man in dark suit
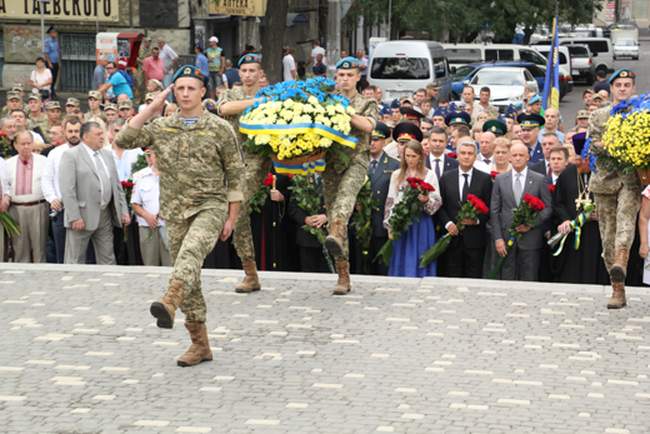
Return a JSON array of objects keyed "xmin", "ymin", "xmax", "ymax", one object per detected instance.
[
  {"xmin": 438, "ymin": 139, "xmax": 492, "ymax": 278},
  {"xmin": 491, "ymin": 142, "xmax": 552, "ymax": 281},
  {"xmin": 529, "ymin": 132, "xmax": 561, "ymax": 181},
  {"xmin": 367, "ymin": 122, "xmax": 400, "ymax": 275},
  {"xmin": 426, "ymin": 126, "xmax": 458, "ymax": 180}
]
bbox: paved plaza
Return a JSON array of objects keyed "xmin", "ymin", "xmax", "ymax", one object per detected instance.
[{"xmin": 1, "ymin": 263, "xmax": 649, "ymax": 433}]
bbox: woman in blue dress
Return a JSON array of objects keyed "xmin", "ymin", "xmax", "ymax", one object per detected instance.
[{"xmin": 384, "ymin": 140, "xmax": 442, "ymax": 277}]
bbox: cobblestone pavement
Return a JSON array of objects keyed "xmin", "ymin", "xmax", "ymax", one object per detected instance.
[{"xmin": 1, "ymin": 263, "xmax": 649, "ymax": 434}]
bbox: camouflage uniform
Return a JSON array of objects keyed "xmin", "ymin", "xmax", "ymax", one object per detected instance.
[
  {"xmin": 116, "ymin": 110, "xmax": 244, "ymax": 322},
  {"xmin": 588, "ymin": 105, "xmax": 641, "ymax": 273},
  {"xmin": 322, "ymin": 93, "xmax": 378, "ymax": 260},
  {"xmin": 28, "ymin": 113, "xmax": 50, "ymax": 143},
  {"xmin": 215, "ymin": 87, "xmax": 272, "ymax": 262}
]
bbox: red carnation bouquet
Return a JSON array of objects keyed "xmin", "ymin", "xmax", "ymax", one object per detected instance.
[
  {"xmin": 375, "ymin": 177, "xmax": 435, "ymax": 265},
  {"xmin": 120, "ymin": 179, "xmax": 135, "ymax": 207},
  {"xmin": 419, "ymin": 193, "xmax": 489, "ymax": 267},
  {"xmin": 489, "ymin": 193, "xmax": 546, "ymax": 278},
  {"xmin": 249, "ymin": 173, "xmax": 275, "ymax": 213}
]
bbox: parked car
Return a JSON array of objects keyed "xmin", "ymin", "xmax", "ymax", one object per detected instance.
[
  {"xmin": 613, "ymin": 39, "xmax": 640, "ymax": 60},
  {"xmin": 442, "ymin": 43, "xmax": 548, "ymax": 69},
  {"xmin": 558, "ymin": 37, "xmax": 613, "ymax": 75},
  {"xmin": 368, "ymin": 40, "xmax": 452, "ymax": 102},
  {"xmin": 531, "ymin": 45, "xmax": 573, "ymax": 98},
  {"xmin": 450, "ymin": 61, "xmax": 549, "ymax": 100},
  {"xmin": 469, "ymin": 66, "xmax": 539, "ymax": 112},
  {"xmin": 563, "ymin": 44, "xmax": 595, "ymax": 84}
]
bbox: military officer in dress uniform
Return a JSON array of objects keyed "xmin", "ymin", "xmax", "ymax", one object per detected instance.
[
  {"xmin": 323, "ymin": 56, "xmax": 378, "ymax": 294},
  {"xmin": 587, "ymin": 68, "xmax": 640, "ymax": 309},
  {"xmin": 518, "ymin": 113, "xmax": 545, "ymax": 163},
  {"xmin": 116, "ymin": 65, "xmax": 244, "ymax": 367},
  {"xmin": 367, "ymin": 122, "xmax": 400, "ymax": 275}
]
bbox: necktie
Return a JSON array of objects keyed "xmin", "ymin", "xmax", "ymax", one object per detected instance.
[
  {"xmin": 461, "ymin": 173, "xmax": 469, "ymax": 202},
  {"xmin": 94, "ymin": 152, "xmax": 111, "ymax": 207},
  {"xmin": 547, "ymin": 163, "xmax": 552, "ymax": 178},
  {"xmin": 514, "ymin": 172, "xmax": 523, "ymax": 205},
  {"xmin": 484, "ymin": 158, "xmax": 490, "ymax": 165},
  {"xmin": 370, "ymin": 159, "xmax": 378, "ymax": 174},
  {"xmin": 434, "ymin": 159, "xmax": 441, "ymax": 179}
]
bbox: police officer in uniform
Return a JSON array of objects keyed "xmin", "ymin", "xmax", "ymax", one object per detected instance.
[
  {"xmin": 116, "ymin": 65, "xmax": 245, "ymax": 367},
  {"xmin": 323, "ymin": 56, "xmax": 378, "ymax": 294}
]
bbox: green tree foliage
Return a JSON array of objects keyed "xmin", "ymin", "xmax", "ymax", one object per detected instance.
[{"xmin": 348, "ymin": 0, "xmax": 602, "ymax": 43}]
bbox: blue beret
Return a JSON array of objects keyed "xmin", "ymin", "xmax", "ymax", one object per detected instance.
[
  {"xmin": 335, "ymin": 56, "xmax": 360, "ymax": 70},
  {"xmin": 528, "ymin": 94, "xmax": 542, "ymax": 105},
  {"xmin": 237, "ymin": 53, "xmax": 262, "ymax": 68},
  {"xmin": 432, "ymin": 108, "xmax": 447, "ymax": 118},
  {"xmin": 390, "ymin": 99, "xmax": 400, "ymax": 109},
  {"xmin": 608, "ymin": 68, "xmax": 636, "ymax": 84},
  {"xmin": 379, "ymin": 106, "xmax": 392, "ymax": 116},
  {"xmin": 172, "ymin": 65, "xmax": 208, "ymax": 86}
]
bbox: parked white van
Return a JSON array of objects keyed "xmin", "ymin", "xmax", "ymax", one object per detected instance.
[
  {"xmin": 368, "ymin": 40, "xmax": 452, "ymax": 102},
  {"xmin": 442, "ymin": 43, "xmax": 548, "ymax": 69},
  {"xmin": 558, "ymin": 37, "xmax": 613, "ymax": 74}
]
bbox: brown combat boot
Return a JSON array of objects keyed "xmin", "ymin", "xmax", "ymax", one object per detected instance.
[
  {"xmin": 325, "ymin": 220, "xmax": 346, "ymax": 259},
  {"xmin": 177, "ymin": 321, "xmax": 213, "ymax": 367},
  {"xmin": 607, "ymin": 282, "xmax": 627, "ymax": 309},
  {"xmin": 333, "ymin": 258, "xmax": 351, "ymax": 295},
  {"xmin": 235, "ymin": 259, "xmax": 261, "ymax": 293},
  {"xmin": 609, "ymin": 249, "xmax": 629, "ymax": 283},
  {"xmin": 149, "ymin": 279, "xmax": 184, "ymax": 329}
]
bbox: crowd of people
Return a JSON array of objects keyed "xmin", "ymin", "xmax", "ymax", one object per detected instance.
[{"xmin": 0, "ymin": 39, "xmax": 648, "ymax": 292}]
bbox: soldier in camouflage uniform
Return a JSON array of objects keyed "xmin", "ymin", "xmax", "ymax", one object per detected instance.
[
  {"xmin": 116, "ymin": 65, "xmax": 244, "ymax": 367},
  {"xmin": 211, "ymin": 53, "xmax": 271, "ymax": 294},
  {"xmin": 323, "ymin": 57, "xmax": 378, "ymax": 295},
  {"xmin": 588, "ymin": 69, "xmax": 641, "ymax": 309},
  {"xmin": 26, "ymin": 94, "xmax": 50, "ymax": 143},
  {"xmin": 1, "ymin": 92, "xmax": 24, "ymax": 118}
]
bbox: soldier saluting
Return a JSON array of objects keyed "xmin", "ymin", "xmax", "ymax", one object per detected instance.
[{"xmin": 116, "ymin": 65, "xmax": 244, "ymax": 367}]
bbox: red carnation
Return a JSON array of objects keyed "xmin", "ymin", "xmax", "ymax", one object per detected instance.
[
  {"xmin": 467, "ymin": 194, "xmax": 489, "ymax": 215},
  {"xmin": 490, "ymin": 170, "xmax": 498, "ymax": 180},
  {"xmin": 547, "ymin": 184, "xmax": 556, "ymax": 193},
  {"xmin": 121, "ymin": 180, "xmax": 134, "ymax": 189},
  {"xmin": 523, "ymin": 193, "xmax": 545, "ymax": 212},
  {"xmin": 447, "ymin": 151, "xmax": 457, "ymax": 159},
  {"xmin": 263, "ymin": 173, "xmax": 275, "ymax": 187},
  {"xmin": 406, "ymin": 177, "xmax": 422, "ymax": 189}
]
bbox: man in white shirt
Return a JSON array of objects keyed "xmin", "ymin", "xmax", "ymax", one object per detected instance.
[
  {"xmin": 282, "ymin": 47, "xmax": 297, "ymax": 82},
  {"xmin": 311, "ymin": 39, "xmax": 326, "ymax": 65},
  {"xmin": 548, "ymin": 146, "xmax": 568, "ymax": 185},
  {"xmin": 540, "ymin": 107, "xmax": 565, "ymax": 143},
  {"xmin": 427, "ymin": 127, "xmax": 458, "ymax": 180},
  {"xmin": 473, "ymin": 131, "xmax": 497, "ymax": 174},
  {"xmin": 157, "ymin": 38, "xmax": 179, "ymax": 87},
  {"xmin": 131, "ymin": 149, "xmax": 170, "ymax": 266},
  {"xmin": 7, "ymin": 131, "xmax": 48, "ymax": 262},
  {"xmin": 41, "ymin": 117, "xmax": 81, "ymax": 263}
]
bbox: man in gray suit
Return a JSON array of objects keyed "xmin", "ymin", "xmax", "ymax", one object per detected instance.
[
  {"xmin": 60, "ymin": 122, "xmax": 130, "ymax": 264},
  {"xmin": 490, "ymin": 142, "xmax": 552, "ymax": 281}
]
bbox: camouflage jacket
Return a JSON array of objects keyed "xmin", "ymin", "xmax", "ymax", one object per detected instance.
[
  {"xmin": 28, "ymin": 114, "xmax": 50, "ymax": 143},
  {"xmin": 115, "ymin": 110, "xmax": 245, "ymax": 221},
  {"xmin": 326, "ymin": 92, "xmax": 378, "ymax": 173},
  {"xmin": 214, "ymin": 87, "xmax": 257, "ymax": 150},
  {"xmin": 587, "ymin": 104, "xmax": 640, "ymax": 195}
]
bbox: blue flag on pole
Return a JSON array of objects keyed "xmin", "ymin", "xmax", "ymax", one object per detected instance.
[{"xmin": 541, "ymin": 16, "xmax": 561, "ymax": 113}]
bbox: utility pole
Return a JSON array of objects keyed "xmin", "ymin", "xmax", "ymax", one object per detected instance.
[{"xmin": 327, "ymin": 0, "xmax": 341, "ymax": 75}]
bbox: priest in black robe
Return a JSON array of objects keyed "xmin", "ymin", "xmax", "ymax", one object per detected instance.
[{"xmin": 552, "ymin": 133, "xmax": 609, "ymax": 284}]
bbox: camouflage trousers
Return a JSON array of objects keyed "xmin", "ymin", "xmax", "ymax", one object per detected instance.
[
  {"xmin": 322, "ymin": 152, "xmax": 370, "ymax": 260},
  {"xmin": 233, "ymin": 152, "xmax": 273, "ymax": 262},
  {"xmin": 167, "ymin": 207, "xmax": 227, "ymax": 322},
  {"xmin": 594, "ymin": 186, "xmax": 641, "ymax": 272}
]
